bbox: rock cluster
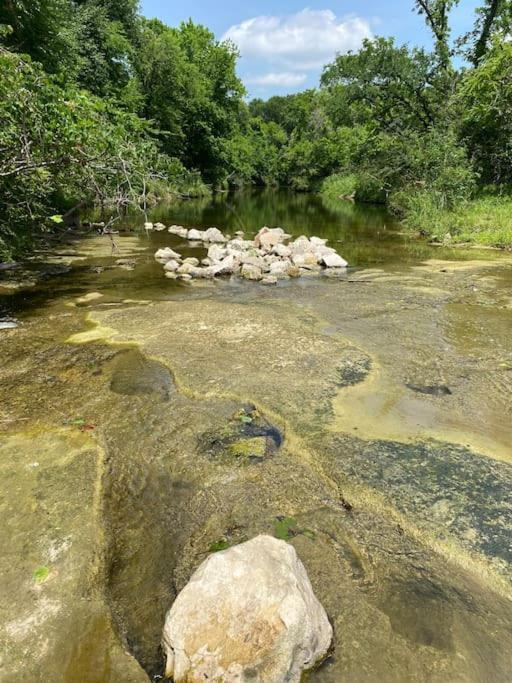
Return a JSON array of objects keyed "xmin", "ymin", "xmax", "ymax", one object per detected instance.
[
  {"xmin": 152, "ymin": 225, "xmax": 348, "ymax": 282},
  {"xmin": 162, "ymin": 535, "xmax": 333, "ymax": 683}
]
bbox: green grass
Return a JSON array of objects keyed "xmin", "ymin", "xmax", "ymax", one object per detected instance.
[
  {"xmin": 320, "ymin": 173, "xmax": 357, "ymax": 200},
  {"xmin": 401, "ymin": 193, "xmax": 512, "ymax": 249}
]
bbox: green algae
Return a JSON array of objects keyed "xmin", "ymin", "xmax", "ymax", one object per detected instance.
[{"xmin": 228, "ymin": 436, "xmax": 267, "ymax": 460}]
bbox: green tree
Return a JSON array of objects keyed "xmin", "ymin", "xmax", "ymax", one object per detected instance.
[
  {"xmin": 136, "ymin": 19, "xmax": 245, "ymax": 184},
  {"xmin": 321, "ymin": 38, "xmax": 446, "ymax": 133},
  {"xmin": 0, "ymin": 0, "xmax": 75, "ymax": 73},
  {"xmin": 457, "ymin": 40, "xmax": 512, "ymax": 184}
]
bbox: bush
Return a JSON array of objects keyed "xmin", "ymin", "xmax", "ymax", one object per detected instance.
[
  {"xmin": 0, "ymin": 48, "xmax": 183, "ymax": 257},
  {"xmin": 320, "ymin": 174, "xmax": 357, "ymax": 199}
]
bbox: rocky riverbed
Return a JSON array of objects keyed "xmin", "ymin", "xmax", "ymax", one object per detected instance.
[
  {"xmin": 152, "ymin": 224, "xmax": 348, "ymax": 283},
  {"xmin": 1, "ymin": 194, "xmax": 511, "ymax": 682}
]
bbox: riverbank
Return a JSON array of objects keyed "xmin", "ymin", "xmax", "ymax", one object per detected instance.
[
  {"xmin": 403, "ymin": 194, "xmax": 512, "ymax": 249},
  {"xmin": 320, "ymin": 175, "xmax": 512, "ymax": 250}
]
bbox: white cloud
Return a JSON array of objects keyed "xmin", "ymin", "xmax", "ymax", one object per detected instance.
[
  {"xmin": 222, "ymin": 9, "xmax": 372, "ymax": 70},
  {"xmin": 245, "ymin": 72, "xmax": 308, "ymax": 87}
]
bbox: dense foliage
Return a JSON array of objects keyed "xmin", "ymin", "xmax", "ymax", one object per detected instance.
[
  {"xmin": 0, "ymin": 0, "xmax": 244, "ymax": 256},
  {"xmin": 1, "ymin": 0, "xmax": 511, "ymax": 256}
]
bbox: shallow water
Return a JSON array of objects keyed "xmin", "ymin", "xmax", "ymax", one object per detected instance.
[{"xmin": 1, "ymin": 190, "xmax": 511, "ymax": 682}]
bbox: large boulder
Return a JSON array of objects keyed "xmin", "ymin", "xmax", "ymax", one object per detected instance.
[{"xmin": 162, "ymin": 535, "xmax": 332, "ymax": 683}]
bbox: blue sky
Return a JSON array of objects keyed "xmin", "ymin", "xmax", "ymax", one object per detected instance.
[{"xmin": 140, "ymin": 1, "xmax": 481, "ymax": 98}]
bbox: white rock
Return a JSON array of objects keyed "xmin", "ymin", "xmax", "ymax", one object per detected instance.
[
  {"xmin": 269, "ymin": 261, "xmax": 290, "ymax": 276},
  {"xmin": 255, "ymin": 227, "xmax": 290, "ymax": 251},
  {"xmin": 201, "ymin": 258, "xmax": 211, "ymax": 267},
  {"xmin": 168, "ymin": 225, "xmax": 188, "ymax": 238},
  {"xmin": 291, "ymin": 236, "xmax": 313, "ymax": 255},
  {"xmin": 310, "ymin": 236, "xmax": 328, "ymax": 246},
  {"xmin": 187, "ymin": 228, "xmax": 205, "ymax": 241},
  {"xmin": 292, "ymin": 252, "xmax": 318, "ymax": 268},
  {"xmin": 165, "ymin": 272, "xmax": 178, "ymax": 280},
  {"xmin": 183, "ymin": 257, "xmax": 200, "ymax": 267},
  {"xmin": 241, "ymin": 263, "xmax": 263, "ymax": 281},
  {"xmin": 162, "ymin": 535, "xmax": 332, "ymax": 683},
  {"xmin": 190, "ymin": 266, "xmax": 215, "ymax": 279},
  {"xmin": 203, "ymin": 227, "xmax": 227, "ymax": 243},
  {"xmin": 163, "ymin": 260, "xmax": 180, "ymax": 273},
  {"xmin": 210, "ymin": 254, "xmax": 240, "ymax": 276},
  {"xmin": 177, "ymin": 262, "xmax": 197, "ymax": 275},
  {"xmin": 272, "ymin": 243, "xmax": 292, "ymax": 258},
  {"xmin": 154, "ymin": 222, "xmax": 167, "ymax": 231},
  {"xmin": 0, "ymin": 320, "xmax": 18, "ymax": 330},
  {"xmin": 240, "ymin": 253, "xmax": 266, "ymax": 269},
  {"xmin": 155, "ymin": 247, "xmax": 182, "ymax": 263},
  {"xmin": 322, "ymin": 253, "xmax": 348, "ymax": 268},
  {"xmin": 177, "ymin": 273, "xmax": 192, "ymax": 281},
  {"xmin": 144, "ymin": 222, "xmax": 153, "ymax": 231},
  {"xmin": 227, "ymin": 239, "xmax": 253, "ymax": 252},
  {"xmin": 207, "ymin": 245, "xmax": 228, "ymax": 262},
  {"xmin": 261, "ymin": 276, "xmax": 278, "ymax": 285}
]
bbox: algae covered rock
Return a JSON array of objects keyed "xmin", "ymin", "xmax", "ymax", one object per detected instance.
[{"xmin": 162, "ymin": 535, "xmax": 332, "ymax": 683}]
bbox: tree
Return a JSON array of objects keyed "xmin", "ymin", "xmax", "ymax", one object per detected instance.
[
  {"xmin": 135, "ymin": 19, "xmax": 245, "ymax": 184},
  {"xmin": 414, "ymin": 0, "xmax": 459, "ymax": 69},
  {"xmin": 0, "ymin": 0, "xmax": 75, "ymax": 73},
  {"xmin": 461, "ymin": 0, "xmax": 512, "ymax": 64},
  {"xmin": 321, "ymin": 38, "xmax": 446, "ymax": 134},
  {"xmin": 0, "ymin": 46, "xmax": 175, "ymax": 256},
  {"xmin": 457, "ymin": 40, "xmax": 512, "ymax": 184}
]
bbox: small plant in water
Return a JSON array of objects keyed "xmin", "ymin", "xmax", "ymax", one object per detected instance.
[
  {"xmin": 33, "ymin": 566, "xmax": 51, "ymax": 584},
  {"xmin": 209, "ymin": 538, "xmax": 231, "ymax": 553},
  {"xmin": 274, "ymin": 516, "xmax": 316, "ymax": 541}
]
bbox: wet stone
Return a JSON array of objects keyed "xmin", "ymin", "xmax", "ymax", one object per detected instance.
[
  {"xmin": 199, "ymin": 406, "xmax": 282, "ymax": 465},
  {"xmin": 110, "ymin": 349, "xmax": 174, "ymax": 401}
]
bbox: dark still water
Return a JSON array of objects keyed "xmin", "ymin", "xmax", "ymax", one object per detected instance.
[{"xmin": 136, "ymin": 188, "xmax": 474, "ymax": 267}]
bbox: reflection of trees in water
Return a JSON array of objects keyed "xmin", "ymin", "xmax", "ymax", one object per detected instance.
[{"xmin": 117, "ymin": 189, "xmax": 464, "ymax": 266}]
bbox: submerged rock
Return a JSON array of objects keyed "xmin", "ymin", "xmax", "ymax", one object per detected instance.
[
  {"xmin": 76, "ymin": 292, "xmax": 103, "ymax": 304},
  {"xmin": 162, "ymin": 535, "xmax": 332, "ymax": 683}
]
